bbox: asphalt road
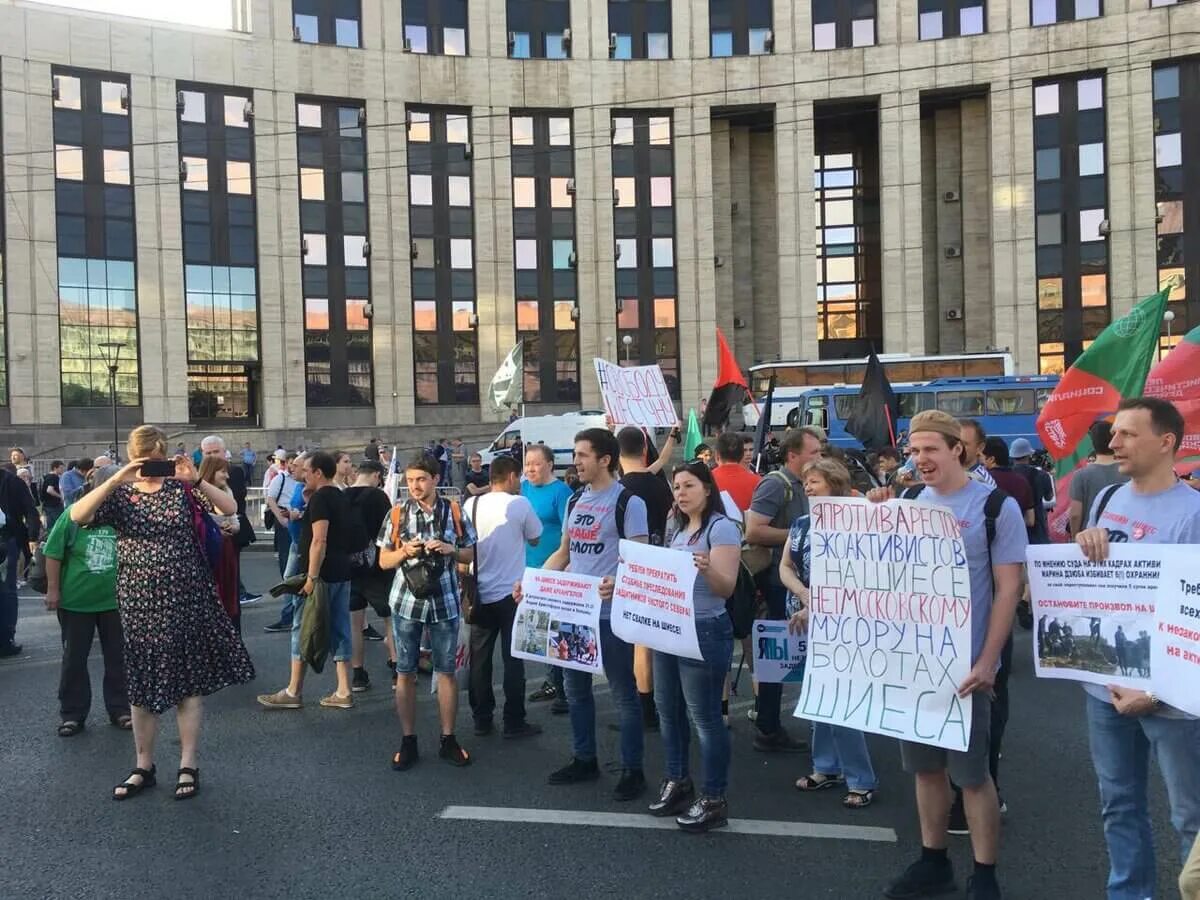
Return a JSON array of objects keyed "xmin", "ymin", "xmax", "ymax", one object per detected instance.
[{"xmin": 0, "ymin": 552, "xmax": 1183, "ymax": 899}]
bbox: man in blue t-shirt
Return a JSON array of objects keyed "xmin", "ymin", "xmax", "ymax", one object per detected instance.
[
  {"xmin": 521, "ymin": 444, "xmax": 575, "ymax": 712},
  {"xmin": 1075, "ymin": 397, "xmax": 1200, "ymax": 900}
]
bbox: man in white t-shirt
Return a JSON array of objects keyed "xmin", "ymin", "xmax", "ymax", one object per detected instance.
[{"xmin": 463, "ymin": 455, "xmax": 543, "ymax": 739}]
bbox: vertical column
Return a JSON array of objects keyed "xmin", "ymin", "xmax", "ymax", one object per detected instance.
[
  {"xmin": 1108, "ymin": 61, "xmax": 1156, "ymax": 314},
  {"xmin": 366, "ymin": 97, "xmax": 396, "ymax": 426},
  {"xmin": 933, "ymin": 106, "xmax": 966, "ymax": 352},
  {"xmin": 961, "ymin": 96, "xmax": 995, "ymax": 350},
  {"xmin": 2, "ymin": 58, "xmax": 61, "ymax": 425},
  {"xmin": 776, "ymin": 99, "xmax": 812, "ymax": 360},
  {"xmin": 730, "ymin": 126, "xmax": 755, "ymax": 356},
  {"xmin": 473, "ymin": 105, "xmax": 512, "ymax": 422},
  {"xmin": 576, "ymin": 106, "xmax": 615, "ymax": 408},
  {"xmin": 879, "ymin": 89, "xmax": 927, "ymax": 354},
  {"xmin": 750, "ymin": 130, "xmax": 780, "ymax": 364},
  {"xmin": 709, "ymin": 119, "xmax": 736, "ymax": 343},
  {"xmin": 484, "ymin": 0, "xmax": 507, "ymax": 58},
  {"xmin": 772, "ymin": 0, "xmax": 797, "ymax": 55},
  {"xmin": 677, "ymin": 103, "xmax": 714, "ymax": 410},
  {"xmin": 382, "ymin": 99, "xmax": 414, "ymax": 425}
]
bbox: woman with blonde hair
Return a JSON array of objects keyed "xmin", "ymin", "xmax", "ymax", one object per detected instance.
[
  {"xmin": 70, "ymin": 425, "xmax": 254, "ymax": 801},
  {"xmin": 197, "ymin": 455, "xmax": 243, "ymax": 632},
  {"xmin": 779, "ymin": 457, "xmax": 878, "ymax": 808}
]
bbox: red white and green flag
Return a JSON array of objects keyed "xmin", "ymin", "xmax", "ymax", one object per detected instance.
[
  {"xmin": 1037, "ymin": 287, "xmax": 1170, "ymax": 539},
  {"xmin": 1145, "ymin": 323, "xmax": 1200, "ymax": 475}
]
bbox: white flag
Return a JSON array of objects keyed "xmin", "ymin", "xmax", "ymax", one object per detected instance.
[
  {"xmin": 489, "ymin": 342, "xmax": 523, "ymax": 412},
  {"xmin": 383, "ymin": 445, "xmax": 400, "ymax": 503}
]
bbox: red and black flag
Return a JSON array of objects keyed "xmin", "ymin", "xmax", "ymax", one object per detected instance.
[
  {"xmin": 702, "ymin": 329, "xmax": 749, "ymax": 430},
  {"xmin": 844, "ymin": 351, "xmax": 898, "ymax": 450}
]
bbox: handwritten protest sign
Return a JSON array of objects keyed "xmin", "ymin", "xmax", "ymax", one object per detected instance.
[
  {"xmin": 511, "ymin": 569, "xmax": 604, "ymax": 674},
  {"xmin": 794, "ymin": 497, "xmax": 973, "ymax": 752},
  {"xmin": 612, "ymin": 539, "xmax": 702, "ymax": 660},
  {"xmin": 593, "ymin": 359, "xmax": 677, "ymax": 428},
  {"xmin": 752, "ymin": 619, "xmax": 806, "ymax": 684},
  {"xmin": 1027, "ymin": 544, "xmax": 1200, "ymax": 715}
]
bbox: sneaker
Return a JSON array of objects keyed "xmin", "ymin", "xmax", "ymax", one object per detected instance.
[
  {"xmin": 263, "ymin": 621, "xmax": 291, "ymax": 633},
  {"xmin": 883, "ymin": 857, "xmax": 956, "ymax": 899},
  {"xmin": 964, "ymin": 875, "xmax": 1001, "ymax": 900},
  {"xmin": 362, "ymin": 624, "xmax": 385, "ymax": 642},
  {"xmin": 0, "ymin": 643, "xmax": 23, "ymax": 659},
  {"xmin": 438, "ymin": 734, "xmax": 471, "ymax": 767},
  {"xmin": 319, "ymin": 691, "xmax": 354, "ymax": 709},
  {"xmin": 548, "ymin": 757, "xmax": 600, "ymax": 785},
  {"xmin": 612, "ymin": 769, "xmax": 647, "ymax": 802},
  {"xmin": 752, "ymin": 727, "xmax": 809, "ymax": 753},
  {"xmin": 550, "ymin": 697, "xmax": 570, "ymax": 715},
  {"xmin": 502, "ymin": 721, "xmax": 543, "ymax": 740},
  {"xmin": 474, "ymin": 719, "xmax": 494, "ymax": 737},
  {"xmin": 528, "ymin": 681, "xmax": 558, "ymax": 702},
  {"xmin": 998, "ymin": 797, "xmax": 1008, "ymax": 817},
  {"xmin": 746, "ymin": 708, "xmax": 758, "ymax": 722},
  {"xmin": 676, "ymin": 795, "xmax": 729, "ymax": 833},
  {"xmin": 239, "ymin": 593, "xmax": 262, "ymax": 605},
  {"xmin": 351, "ymin": 667, "xmax": 370, "ymax": 692},
  {"xmin": 257, "ymin": 689, "xmax": 302, "ymax": 709},
  {"xmin": 391, "ymin": 736, "xmax": 418, "ymax": 771},
  {"xmin": 947, "ymin": 796, "xmax": 969, "ymax": 836}
]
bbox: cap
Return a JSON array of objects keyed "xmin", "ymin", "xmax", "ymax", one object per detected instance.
[
  {"xmin": 907, "ymin": 410, "xmax": 962, "ymax": 443},
  {"xmin": 1010, "ymin": 437, "xmax": 1035, "ymax": 459}
]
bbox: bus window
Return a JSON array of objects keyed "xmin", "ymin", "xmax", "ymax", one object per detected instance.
[
  {"xmin": 986, "ymin": 389, "xmax": 1035, "ymax": 415},
  {"xmin": 834, "ymin": 396, "xmax": 856, "ymax": 421},
  {"xmin": 936, "ymin": 390, "xmax": 984, "ymax": 417},
  {"xmin": 493, "ymin": 430, "xmax": 520, "ymax": 451},
  {"xmin": 897, "ymin": 392, "xmax": 933, "ymax": 417},
  {"xmin": 1036, "ymin": 388, "xmax": 1053, "ymax": 410},
  {"xmin": 804, "ymin": 394, "xmax": 829, "ymax": 430}
]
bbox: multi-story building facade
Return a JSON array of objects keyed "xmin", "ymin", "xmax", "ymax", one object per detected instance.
[{"xmin": 0, "ymin": 0, "xmax": 1195, "ymax": 442}]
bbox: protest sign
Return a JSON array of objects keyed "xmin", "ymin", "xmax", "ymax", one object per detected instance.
[
  {"xmin": 751, "ymin": 619, "xmax": 806, "ymax": 684},
  {"xmin": 793, "ymin": 497, "xmax": 973, "ymax": 752},
  {"xmin": 1157, "ymin": 550, "xmax": 1200, "ymax": 716},
  {"xmin": 510, "ymin": 569, "xmax": 604, "ymax": 674},
  {"xmin": 593, "ymin": 359, "xmax": 677, "ymax": 428},
  {"xmin": 612, "ymin": 539, "xmax": 702, "ymax": 660}
]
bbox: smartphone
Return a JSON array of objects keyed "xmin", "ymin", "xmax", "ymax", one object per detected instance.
[{"xmin": 140, "ymin": 460, "xmax": 176, "ymax": 477}]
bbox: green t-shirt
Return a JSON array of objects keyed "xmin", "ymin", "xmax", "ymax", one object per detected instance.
[{"xmin": 42, "ymin": 511, "xmax": 118, "ymax": 613}]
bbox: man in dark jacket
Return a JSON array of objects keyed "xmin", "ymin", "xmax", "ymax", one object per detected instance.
[{"xmin": 1, "ymin": 465, "xmax": 42, "ymax": 656}]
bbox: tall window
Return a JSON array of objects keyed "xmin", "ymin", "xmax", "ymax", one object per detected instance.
[
  {"xmin": 1152, "ymin": 61, "xmax": 1199, "ymax": 353},
  {"xmin": 403, "ymin": 0, "xmax": 468, "ymax": 55},
  {"xmin": 293, "ymin": 0, "xmax": 361, "ymax": 47},
  {"xmin": 812, "ymin": 0, "xmax": 876, "ymax": 49},
  {"xmin": 710, "ymin": 0, "xmax": 772, "ymax": 56},
  {"xmin": 608, "ymin": 0, "xmax": 671, "ymax": 59},
  {"xmin": 814, "ymin": 104, "xmax": 882, "ymax": 356},
  {"xmin": 918, "ymin": 0, "xmax": 986, "ymax": 39},
  {"xmin": 1030, "ymin": 0, "xmax": 1101, "ymax": 26},
  {"xmin": 1033, "ymin": 74, "xmax": 1109, "ymax": 374},
  {"xmin": 297, "ymin": 98, "xmax": 373, "ymax": 407},
  {"xmin": 52, "ymin": 69, "xmax": 140, "ymax": 407},
  {"xmin": 178, "ymin": 86, "xmax": 260, "ymax": 422},
  {"xmin": 612, "ymin": 112, "xmax": 679, "ymax": 397},
  {"xmin": 407, "ymin": 107, "xmax": 478, "ymax": 405},
  {"xmin": 508, "ymin": 0, "xmax": 571, "ymax": 58},
  {"xmin": 512, "ymin": 113, "xmax": 580, "ymax": 403}
]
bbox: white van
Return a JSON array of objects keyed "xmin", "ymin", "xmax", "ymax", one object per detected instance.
[{"xmin": 479, "ymin": 411, "xmax": 607, "ymax": 470}]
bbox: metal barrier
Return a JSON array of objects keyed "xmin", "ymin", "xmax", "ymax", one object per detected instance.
[{"xmin": 244, "ymin": 484, "xmax": 464, "ymax": 541}]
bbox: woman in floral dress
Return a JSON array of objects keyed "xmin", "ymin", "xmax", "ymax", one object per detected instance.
[{"xmin": 70, "ymin": 425, "xmax": 255, "ymax": 801}]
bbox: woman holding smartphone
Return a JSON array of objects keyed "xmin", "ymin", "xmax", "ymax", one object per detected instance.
[{"xmin": 70, "ymin": 425, "xmax": 255, "ymax": 802}]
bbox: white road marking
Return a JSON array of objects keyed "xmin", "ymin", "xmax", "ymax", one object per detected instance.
[{"xmin": 438, "ymin": 805, "xmax": 897, "ymax": 842}]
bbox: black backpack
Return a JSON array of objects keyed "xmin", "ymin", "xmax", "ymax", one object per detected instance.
[
  {"xmin": 343, "ymin": 489, "xmax": 375, "ymax": 576},
  {"xmin": 566, "ymin": 486, "xmax": 633, "ymax": 539},
  {"xmin": 901, "ymin": 484, "xmax": 1009, "ymax": 568}
]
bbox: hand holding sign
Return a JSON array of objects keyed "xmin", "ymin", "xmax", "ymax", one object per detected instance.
[
  {"xmin": 612, "ymin": 540, "xmax": 702, "ymax": 660},
  {"xmin": 594, "ymin": 359, "xmax": 677, "ymax": 428}
]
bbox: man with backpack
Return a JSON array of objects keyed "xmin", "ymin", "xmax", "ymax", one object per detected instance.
[
  {"xmin": 344, "ymin": 460, "xmax": 397, "ymax": 693},
  {"xmin": 535, "ymin": 428, "xmax": 650, "ymax": 800},
  {"xmin": 1, "ymin": 463, "xmax": 41, "ymax": 658},
  {"xmin": 880, "ymin": 410, "xmax": 1026, "ymax": 900},
  {"xmin": 744, "ymin": 426, "xmax": 822, "ymax": 752},
  {"xmin": 463, "ymin": 455, "xmax": 543, "ymax": 739}
]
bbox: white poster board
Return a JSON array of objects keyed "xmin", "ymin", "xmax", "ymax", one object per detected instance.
[
  {"xmin": 511, "ymin": 569, "xmax": 605, "ymax": 674},
  {"xmin": 612, "ymin": 539, "xmax": 702, "ymax": 660},
  {"xmin": 751, "ymin": 619, "xmax": 806, "ymax": 684},
  {"xmin": 593, "ymin": 359, "xmax": 677, "ymax": 428},
  {"xmin": 793, "ymin": 497, "xmax": 974, "ymax": 752}
]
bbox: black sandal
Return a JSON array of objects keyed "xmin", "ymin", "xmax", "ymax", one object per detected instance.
[
  {"xmin": 174, "ymin": 767, "xmax": 200, "ymax": 801},
  {"xmin": 113, "ymin": 765, "xmax": 156, "ymax": 801},
  {"xmin": 57, "ymin": 721, "xmax": 84, "ymax": 738},
  {"xmin": 110, "ymin": 714, "xmax": 132, "ymax": 730},
  {"xmin": 843, "ymin": 789, "xmax": 876, "ymax": 809}
]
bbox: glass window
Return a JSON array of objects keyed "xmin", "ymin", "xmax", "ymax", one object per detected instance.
[
  {"xmin": 612, "ymin": 34, "xmax": 632, "ymax": 59},
  {"xmin": 1154, "ymin": 66, "xmax": 1180, "ymax": 100},
  {"xmin": 410, "ymin": 174, "xmax": 433, "ymax": 205},
  {"xmin": 553, "ymin": 240, "xmax": 573, "ymax": 269},
  {"xmin": 346, "ymin": 299, "xmax": 369, "ymax": 331},
  {"xmin": 1074, "ymin": 0, "xmax": 1099, "ymax": 18},
  {"xmin": 650, "ymin": 176, "xmax": 672, "ymax": 207},
  {"xmin": 408, "ymin": 111, "xmax": 431, "ymax": 142},
  {"xmin": 515, "ymin": 239, "xmax": 537, "ymax": 269},
  {"xmin": 960, "ymin": 5, "xmax": 984, "ymax": 34},
  {"xmin": 651, "ymin": 238, "xmax": 673, "ymax": 267},
  {"xmin": 1156, "ymin": 133, "xmax": 1182, "ymax": 168},
  {"xmin": 180, "ymin": 90, "xmax": 206, "ymax": 123},
  {"xmin": 304, "ymin": 233, "xmax": 328, "ymax": 264},
  {"xmin": 749, "ymin": 27, "xmax": 771, "ymax": 54},
  {"xmin": 224, "ymin": 95, "xmax": 248, "ymax": 127},
  {"xmin": 712, "ymin": 31, "xmax": 733, "ymax": 57},
  {"xmin": 305, "ymin": 297, "xmax": 329, "ymax": 330},
  {"xmin": 294, "ymin": 13, "xmax": 319, "ymax": 42},
  {"xmin": 412, "ymin": 238, "xmax": 434, "ymax": 266},
  {"xmin": 298, "ymin": 103, "xmax": 323, "ymax": 128},
  {"xmin": 813, "ymin": 22, "xmax": 836, "ymax": 50},
  {"xmin": 182, "ymin": 155, "xmax": 208, "ymax": 191},
  {"xmin": 550, "ymin": 177, "xmax": 573, "ymax": 208},
  {"xmin": 648, "ymin": 117, "xmax": 671, "ymax": 145},
  {"xmin": 511, "ymin": 31, "xmax": 531, "ymax": 57},
  {"xmin": 54, "ymin": 74, "xmax": 81, "ymax": 110},
  {"xmin": 512, "ymin": 116, "xmax": 534, "ymax": 145},
  {"xmin": 341, "ymin": 171, "xmax": 364, "ymax": 203},
  {"xmin": 335, "ymin": 17, "xmax": 359, "ymax": 47},
  {"xmin": 55, "ymin": 145, "xmax": 84, "ymax": 181},
  {"xmin": 300, "ymin": 168, "xmax": 325, "ymax": 200},
  {"xmin": 851, "ymin": 19, "xmax": 874, "ymax": 47},
  {"xmin": 1158, "ymin": 200, "xmax": 1183, "ymax": 235},
  {"xmin": 1034, "ymin": 83, "xmax": 1059, "ymax": 116},
  {"xmin": 612, "ymin": 117, "xmax": 634, "ymax": 145},
  {"xmin": 1038, "ymin": 278, "xmax": 1063, "ymax": 310},
  {"xmin": 1036, "ymin": 213, "xmax": 1062, "ymax": 246},
  {"xmin": 448, "ymin": 175, "xmax": 471, "ymax": 207},
  {"xmin": 1035, "ymin": 148, "xmax": 1060, "ymax": 181},
  {"xmin": 405, "ymin": 24, "xmax": 428, "ymax": 52},
  {"xmin": 446, "ymin": 115, "xmax": 469, "ymax": 144},
  {"xmin": 614, "ymin": 177, "xmax": 636, "ymax": 207},
  {"xmin": 227, "ymin": 161, "xmax": 252, "ymax": 195},
  {"xmin": 1077, "ymin": 78, "xmax": 1104, "ymax": 111},
  {"xmin": 513, "ymin": 177, "xmax": 536, "ymax": 208},
  {"xmin": 450, "ymin": 238, "xmax": 473, "ymax": 269},
  {"xmin": 1079, "ymin": 208, "xmax": 1105, "ymax": 242},
  {"xmin": 919, "ymin": 11, "xmax": 943, "ymax": 39},
  {"xmin": 444, "ymin": 27, "xmax": 467, "ymax": 55},
  {"xmin": 1078, "ymin": 143, "xmax": 1105, "ymax": 177},
  {"xmin": 616, "ymin": 238, "xmax": 637, "ymax": 268},
  {"xmin": 344, "ymin": 235, "xmax": 367, "ymax": 267},
  {"xmin": 517, "ymin": 300, "xmax": 539, "ymax": 331},
  {"xmin": 617, "ymin": 297, "xmax": 638, "ymax": 329},
  {"xmin": 647, "ymin": 33, "xmax": 669, "ymax": 58},
  {"xmin": 986, "ymin": 389, "xmax": 1035, "ymax": 415},
  {"xmin": 546, "ymin": 33, "xmax": 568, "ymax": 58},
  {"xmin": 101, "ymin": 81, "xmax": 127, "ymax": 115},
  {"xmin": 548, "ymin": 117, "xmax": 572, "ymax": 145},
  {"xmin": 1031, "ymin": 0, "xmax": 1056, "ymax": 24},
  {"xmin": 936, "ymin": 390, "xmax": 984, "ymax": 416},
  {"xmin": 1081, "ymin": 273, "xmax": 1107, "ymax": 307}
]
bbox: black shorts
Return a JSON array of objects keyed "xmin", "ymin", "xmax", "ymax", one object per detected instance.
[{"xmin": 350, "ymin": 576, "xmax": 392, "ymax": 618}]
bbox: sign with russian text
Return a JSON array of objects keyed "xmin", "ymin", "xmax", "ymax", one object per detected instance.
[
  {"xmin": 752, "ymin": 619, "xmax": 806, "ymax": 684},
  {"xmin": 511, "ymin": 569, "xmax": 604, "ymax": 674},
  {"xmin": 593, "ymin": 359, "xmax": 677, "ymax": 428},
  {"xmin": 612, "ymin": 539, "xmax": 702, "ymax": 660},
  {"xmin": 794, "ymin": 497, "xmax": 973, "ymax": 752}
]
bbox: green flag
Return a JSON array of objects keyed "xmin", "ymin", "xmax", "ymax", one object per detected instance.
[
  {"xmin": 1036, "ymin": 288, "xmax": 1170, "ymax": 477},
  {"xmin": 684, "ymin": 408, "xmax": 702, "ymax": 460}
]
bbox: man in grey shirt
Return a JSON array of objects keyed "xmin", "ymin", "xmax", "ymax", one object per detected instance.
[
  {"xmin": 1068, "ymin": 420, "xmax": 1128, "ymax": 536},
  {"xmin": 744, "ymin": 426, "xmax": 821, "ymax": 752}
]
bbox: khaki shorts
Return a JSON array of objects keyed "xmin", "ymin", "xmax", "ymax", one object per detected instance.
[{"xmin": 899, "ymin": 692, "xmax": 992, "ymax": 788}]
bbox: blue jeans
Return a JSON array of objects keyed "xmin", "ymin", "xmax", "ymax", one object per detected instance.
[
  {"xmin": 812, "ymin": 723, "xmax": 878, "ymax": 791},
  {"xmin": 273, "ymin": 523, "xmax": 291, "ymax": 577},
  {"xmin": 393, "ymin": 616, "xmax": 459, "ymax": 674},
  {"xmin": 1, "ymin": 537, "xmax": 19, "ymax": 647},
  {"xmin": 653, "ymin": 613, "xmax": 733, "ymax": 795},
  {"xmin": 290, "ymin": 580, "xmax": 353, "ymax": 663},
  {"xmin": 1086, "ymin": 693, "xmax": 1200, "ymax": 900},
  {"xmin": 563, "ymin": 619, "xmax": 642, "ymax": 768},
  {"xmin": 278, "ymin": 543, "xmax": 301, "ymax": 626}
]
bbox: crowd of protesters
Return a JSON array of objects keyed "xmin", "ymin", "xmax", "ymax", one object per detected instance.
[{"xmin": 2, "ymin": 401, "xmax": 1198, "ymax": 900}]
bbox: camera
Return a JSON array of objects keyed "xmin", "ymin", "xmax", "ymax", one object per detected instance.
[{"xmin": 401, "ymin": 543, "xmax": 445, "ymax": 599}]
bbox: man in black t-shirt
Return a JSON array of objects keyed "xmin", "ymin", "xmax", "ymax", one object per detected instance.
[
  {"xmin": 464, "ymin": 453, "xmax": 490, "ymax": 496},
  {"xmin": 344, "ymin": 460, "xmax": 397, "ymax": 692},
  {"xmin": 40, "ymin": 461, "xmax": 66, "ymax": 531},
  {"xmin": 257, "ymin": 451, "xmax": 357, "ymax": 711}
]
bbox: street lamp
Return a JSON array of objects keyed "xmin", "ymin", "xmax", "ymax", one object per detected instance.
[
  {"xmin": 605, "ymin": 335, "xmax": 614, "ymax": 361},
  {"xmin": 622, "ymin": 333, "xmax": 633, "ymax": 363},
  {"xmin": 97, "ymin": 341, "xmax": 126, "ymax": 462},
  {"xmin": 1163, "ymin": 309, "xmax": 1176, "ymax": 361}
]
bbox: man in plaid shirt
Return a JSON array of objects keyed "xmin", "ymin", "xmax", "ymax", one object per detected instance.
[{"xmin": 378, "ymin": 454, "xmax": 476, "ymax": 770}]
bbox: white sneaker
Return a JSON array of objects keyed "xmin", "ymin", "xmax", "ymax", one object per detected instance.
[{"xmin": 747, "ymin": 709, "xmax": 758, "ymax": 722}]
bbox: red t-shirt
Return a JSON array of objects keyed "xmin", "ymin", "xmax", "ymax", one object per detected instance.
[{"xmin": 712, "ymin": 463, "xmax": 762, "ymax": 513}]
